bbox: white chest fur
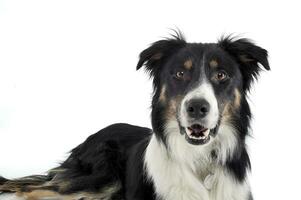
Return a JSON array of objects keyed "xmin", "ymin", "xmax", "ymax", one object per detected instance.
[{"xmin": 144, "ymin": 123, "xmax": 250, "ymax": 200}]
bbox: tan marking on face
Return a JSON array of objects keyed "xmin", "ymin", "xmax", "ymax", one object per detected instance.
[
  {"xmin": 234, "ymin": 88, "xmax": 241, "ymax": 109},
  {"xmin": 159, "ymin": 85, "xmax": 167, "ymax": 103},
  {"xmin": 184, "ymin": 59, "xmax": 193, "ymax": 70},
  {"xmin": 165, "ymin": 99, "xmax": 177, "ymax": 120},
  {"xmin": 221, "ymin": 102, "xmax": 232, "ymax": 123},
  {"xmin": 209, "ymin": 59, "xmax": 218, "ymax": 68},
  {"xmin": 221, "ymin": 89, "xmax": 242, "ymax": 123},
  {"xmin": 165, "ymin": 95, "xmax": 184, "ymax": 121}
]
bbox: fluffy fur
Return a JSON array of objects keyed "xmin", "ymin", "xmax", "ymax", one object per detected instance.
[{"xmin": 0, "ymin": 31, "xmax": 269, "ymax": 200}]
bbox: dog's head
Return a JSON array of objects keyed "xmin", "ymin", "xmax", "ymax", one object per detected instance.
[{"xmin": 137, "ymin": 32, "xmax": 269, "ymax": 146}]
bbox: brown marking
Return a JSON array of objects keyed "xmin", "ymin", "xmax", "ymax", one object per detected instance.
[
  {"xmin": 221, "ymin": 89, "xmax": 242, "ymax": 124},
  {"xmin": 239, "ymin": 54, "xmax": 254, "ymax": 62},
  {"xmin": 151, "ymin": 53, "xmax": 163, "ymax": 60},
  {"xmin": 164, "ymin": 95, "xmax": 184, "ymax": 121},
  {"xmin": 14, "ymin": 182, "xmax": 121, "ymax": 200},
  {"xmin": 55, "ymin": 181, "xmax": 71, "ymax": 193},
  {"xmin": 159, "ymin": 85, "xmax": 167, "ymax": 103},
  {"xmin": 209, "ymin": 59, "xmax": 218, "ymax": 68},
  {"xmin": 234, "ymin": 88, "xmax": 241, "ymax": 109},
  {"xmin": 165, "ymin": 99, "xmax": 177, "ymax": 121},
  {"xmin": 20, "ymin": 190, "xmax": 113, "ymax": 200},
  {"xmin": 184, "ymin": 59, "xmax": 193, "ymax": 70},
  {"xmin": 221, "ymin": 102, "xmax": 232, "ymax": 124},
  {"xmin": 48, "ymin": 167, "xmax": 65, "ymax": 174},
  {"xmin": 23, "ymin": 190, "xmax": 60, "ymax": 200}
]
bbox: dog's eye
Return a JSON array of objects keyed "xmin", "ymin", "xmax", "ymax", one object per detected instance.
[
  {"xmin": 175, "ymin": 71, "xmax": 185, "ymax": 79},
  {"xmin": 215, "ymin": 71, "xmax": 228, "ymax": 81}
]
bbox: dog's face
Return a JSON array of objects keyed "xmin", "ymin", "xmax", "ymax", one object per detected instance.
[
  {"xmin": 137, "ymin": 33, "xmax": 269, "ymax": 146},
  {"xmin": 158, "ymin": 45, "xmax": 242, "ymax": 145}
]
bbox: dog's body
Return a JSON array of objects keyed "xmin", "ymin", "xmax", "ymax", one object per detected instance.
[{"xmin": 0, "ymin": 32, "xmax": 269, "ymax": 200}]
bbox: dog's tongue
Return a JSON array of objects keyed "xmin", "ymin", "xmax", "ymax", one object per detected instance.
[{"xmin": 188, "ymin": 124, "xmax": 207, "ymax": 137}]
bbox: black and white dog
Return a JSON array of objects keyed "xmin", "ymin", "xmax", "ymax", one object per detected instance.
[{"xmin": 0, "ymin": 32, "xmax": 269, "ymax": 200}]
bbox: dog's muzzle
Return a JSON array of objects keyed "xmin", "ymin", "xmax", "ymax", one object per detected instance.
[{"xmin": 179, "ymin": 98, "xmax": 219, "ymax": 145}]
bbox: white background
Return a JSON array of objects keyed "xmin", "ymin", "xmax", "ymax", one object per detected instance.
[{"xmin": 0, "ymin": 0, "xmax": 300, "ymax": 199}]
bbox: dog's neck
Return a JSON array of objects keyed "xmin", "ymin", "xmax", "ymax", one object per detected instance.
[
  {"xmin": 144, "ymin": 123, "xmax": 249, "ymax": 200},
  {"xmin": 152, "ymin": 120, "xmax": 238, "ymax": 166}
]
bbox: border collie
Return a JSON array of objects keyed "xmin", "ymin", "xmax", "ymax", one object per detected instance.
[{"xmin": 0, "ymin": 32, "xmax": 270, "ymax": 200}]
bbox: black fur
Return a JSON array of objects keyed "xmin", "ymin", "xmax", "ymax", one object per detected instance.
[
  {"xmin": 136, "ymin": 32, "xmax": 186, "ymax": 144},
  {"xmin": 0, "ymin": 32, "xmax": 269, "ymax": 200},
  {"xmin": 218, "ymin": 36, "xmax": 270, "ymax": 91},
  {"xmin": 0, "ymin": 177, "xmax": 7, "ymax": 185},
  {"xmin": 54, "ymin": 123, "xmax": 153, "ymax": 195}
]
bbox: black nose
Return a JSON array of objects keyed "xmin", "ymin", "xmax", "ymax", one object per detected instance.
[{"xmin": 186, "ymin": 98, "xmax": 210, "ymax": 119}]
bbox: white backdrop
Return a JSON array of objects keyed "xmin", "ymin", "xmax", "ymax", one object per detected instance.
[{"xmin": 0, "ymin": 0, "xmax": 300, "ymax": 199}]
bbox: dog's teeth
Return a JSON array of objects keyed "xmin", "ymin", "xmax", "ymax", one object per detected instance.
[
  {"xmin": 186, "ymin": 127, "xmax": 210, "ymax": 140},
  {"xmin": 186, "ymin": 128, "xmax": 193, "ymax": 136},
  {"xmin": 188, "ymin": 134, "xmax": 208, "ymax": 140},
  {"xmin": 204, "ymin": 129, "xmax": 210, "ymax": 137}
]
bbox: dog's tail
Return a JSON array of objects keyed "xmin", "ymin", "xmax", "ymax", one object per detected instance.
[
  {"xmin": 0, "ymin": 176, "xmax": 8, "ymax": 185},
  {"xmin": 0, "ymin": 173, "xmax": 121, "ymax": 200},
  {"xmin": 0, "ymin": 174, "xmax": 65, "ymax": 199},
  {"xmin": 0, "ymin": 175, "xmax": 52, "ymax": 193}
]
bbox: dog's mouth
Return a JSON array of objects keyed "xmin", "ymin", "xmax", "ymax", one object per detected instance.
[
  {"xmin": 185, "ymin": 124, "xmax": 210, "ymax": 145},
  {"xmin": 180, "ymin": 123, "xmax": 218, "ymax": 145}
]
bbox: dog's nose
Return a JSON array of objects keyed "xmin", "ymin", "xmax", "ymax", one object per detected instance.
[{"xmin": 186, "ymin": 99, "xmax": 210, "ymax": 119}]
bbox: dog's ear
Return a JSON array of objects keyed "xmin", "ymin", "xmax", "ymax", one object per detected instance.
[
  {"xmin": 218, "ymin": 36, "xmax": 270, "ymax": 91},
  {"xmin": 136, "ymin": 33, "xmax": 186, "ymax": 77}
]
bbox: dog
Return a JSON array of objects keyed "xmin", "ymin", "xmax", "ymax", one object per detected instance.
[{"xmin": 0, "ymin": 32, "xmax": 269, "ymax": 200}]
